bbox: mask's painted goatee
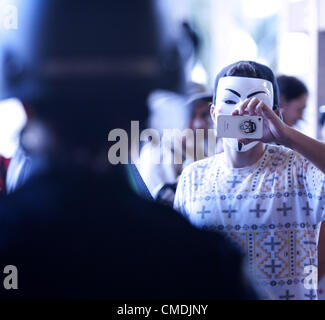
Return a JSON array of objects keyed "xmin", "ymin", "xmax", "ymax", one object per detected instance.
[{"xmin": 238, "ymin": 142, "xmax": 243, "ymax": 151}]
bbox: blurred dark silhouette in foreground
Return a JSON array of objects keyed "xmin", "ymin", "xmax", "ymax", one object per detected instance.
[{"xmin": 0, "ymin": 0, "xmax": 257, "ymax": 299}]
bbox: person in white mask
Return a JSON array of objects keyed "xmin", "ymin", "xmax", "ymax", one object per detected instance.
[{"xmin": 174, "ymin": 61, "xmax": 325, "ymax": 300}]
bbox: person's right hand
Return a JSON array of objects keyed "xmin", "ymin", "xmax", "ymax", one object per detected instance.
[{"xmin": 231, "ymin": 97, "xmax": 290, "ymax": 146}]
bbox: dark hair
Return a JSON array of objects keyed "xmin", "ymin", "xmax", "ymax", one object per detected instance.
[
  {"xmin": 276, "ymin": 75, "xmax": 308, "ymax": 102},
  {"xmin": 226, "ymin": 62, "xmax": 258, "ymax": 78},
  {"xmin": 213, "ymin": 61, "xmax": 280, "ymax": 110}
]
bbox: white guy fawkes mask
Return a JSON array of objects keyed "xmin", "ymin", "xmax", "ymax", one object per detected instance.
[{"xmin": 214, "ymin": 76, "xmax": 274, "ymax": 152}]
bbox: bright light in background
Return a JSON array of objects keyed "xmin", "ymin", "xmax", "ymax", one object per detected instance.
[
  {"xmin": 224, "ymin": 28, "xmax": 258, "ymax": 65},
  {"xmin": 278, "ymin": 32, "xmax": 311, "ymax": 75},
  {"xmin": 0, "ymin": 99, "xmax": 26, "ymax": 158},
  {"xmin": 191, "ymin": 62, "xmax": 208, "ymax": 85},
  {"xmin": 241, "ymin": 0, "xmax": 282, "ymax": 19}
]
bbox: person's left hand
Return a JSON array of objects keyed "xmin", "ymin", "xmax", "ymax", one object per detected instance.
[{"xmin": 231, "ymin": 97, "xmax": 290, "ymax": 145}]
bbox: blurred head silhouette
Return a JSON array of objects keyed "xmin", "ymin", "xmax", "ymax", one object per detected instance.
[{"xmin": 0, "ymin": 0, "xmax": 188, "ymax": 157}]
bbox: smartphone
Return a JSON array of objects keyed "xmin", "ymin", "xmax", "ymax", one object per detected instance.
[{"xmin": 216, "ymin": 115, "xmax": 263, "ymax": 139}]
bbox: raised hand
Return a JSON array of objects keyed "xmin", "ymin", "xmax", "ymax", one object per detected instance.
[{"xmin": 231, "ymin": 97, "xmax": 290, "ymax": 145}]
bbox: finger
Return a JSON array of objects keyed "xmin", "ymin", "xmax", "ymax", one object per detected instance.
[
  {"xmin": 256, "ymin": 101, "xmax": 264, "ymax": 115},
  {"xmin": 232, "ymin": 109, "xmax": 239, "ymax": 116},
  {"xmin": 258, "ymin": 102, "xmax": 277, "ymax": 120},
  {"xmin": 247, "ymin": 97, "xmax": 260, "ymax": 115},
  {"xmin": 238, "ymin": 99, "xmax": 250, "ymax": 115}
]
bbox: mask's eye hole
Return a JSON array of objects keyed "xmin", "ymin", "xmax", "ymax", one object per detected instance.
[{"xmin": 224, "ymin": 100, "xmax": 236, "ymax": 105}]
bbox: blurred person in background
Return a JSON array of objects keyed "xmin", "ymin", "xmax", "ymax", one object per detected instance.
[
  {"xmin": 138, "ymin": 92, "xmax": 222, "ymax": 206},
  {"xmin": 277, "ymin": 75, "xmax": 308, "ymax": 127},
  {"xmin": 0, "ymin": 0, "xmax": 257, "ymax": 300}
]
